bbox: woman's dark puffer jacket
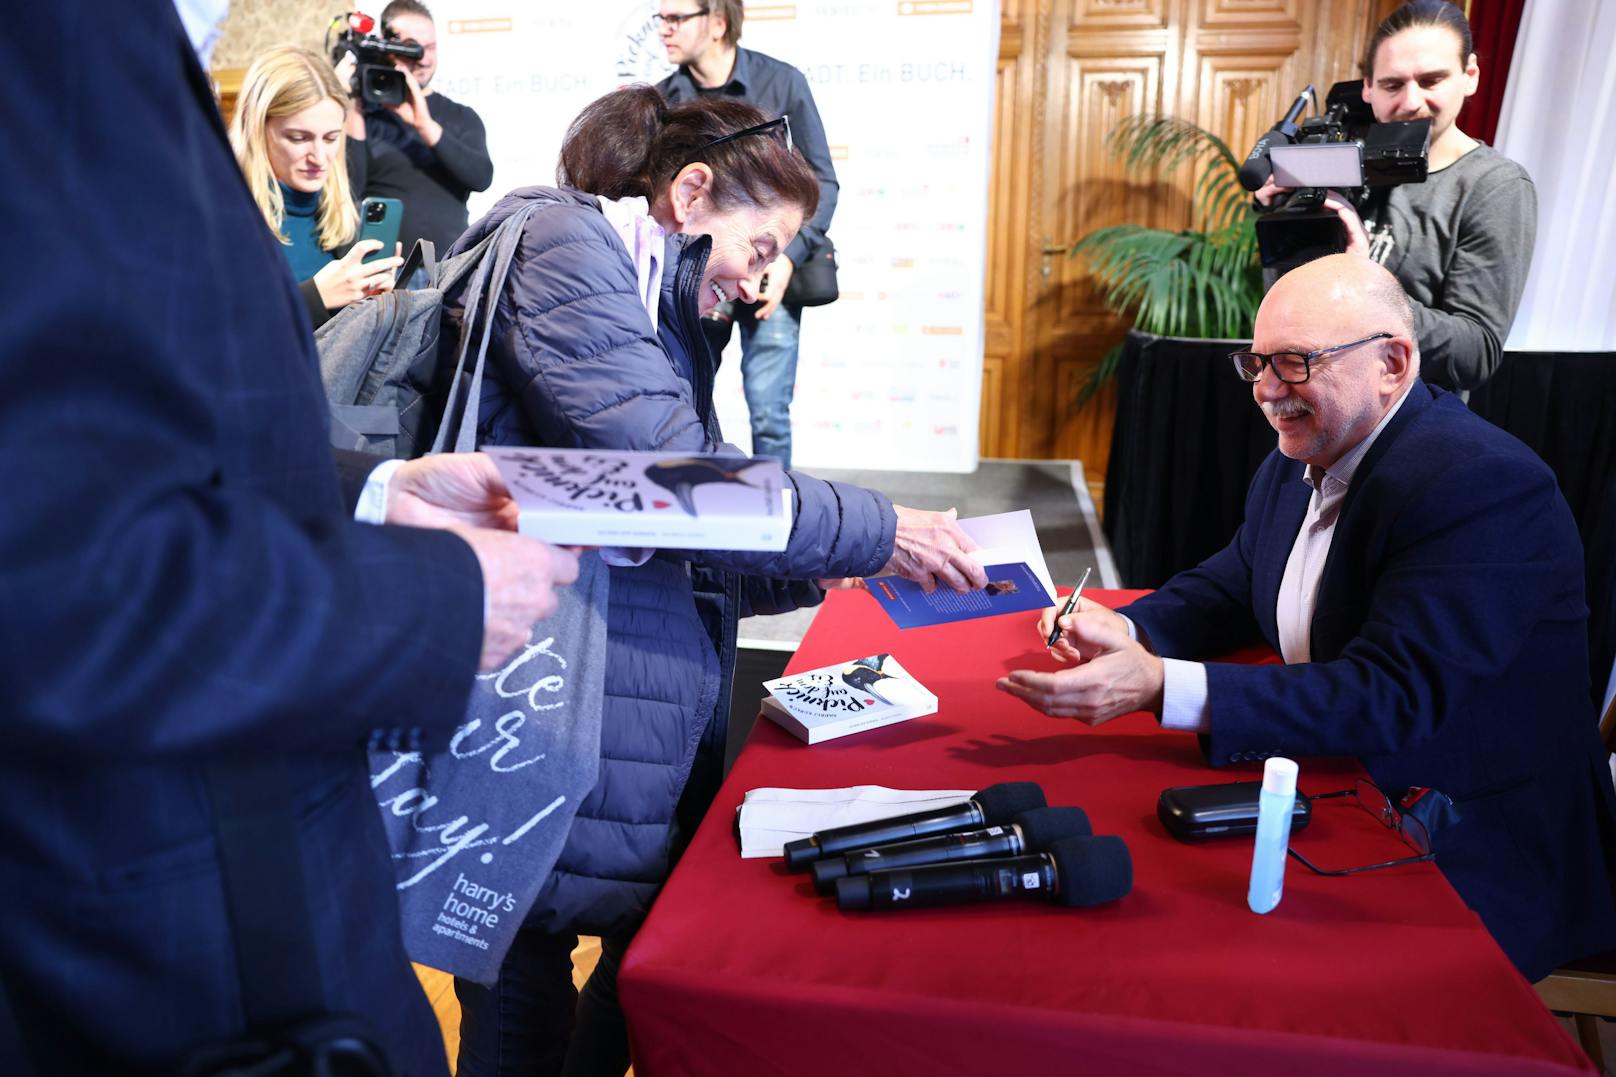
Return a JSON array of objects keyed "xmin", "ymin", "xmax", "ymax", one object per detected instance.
[{"xmin": 448, "ymin": 186, "xmax": 897, "ymax": 935}]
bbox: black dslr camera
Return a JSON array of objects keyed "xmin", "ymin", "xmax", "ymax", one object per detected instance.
[
  {"xmin": 1240, "ymin": 81, "xmax": 1431, "ymax": 284},
  {"xmin": 328, "ymin": 11, "xmax": 424, "ymax": 108}
]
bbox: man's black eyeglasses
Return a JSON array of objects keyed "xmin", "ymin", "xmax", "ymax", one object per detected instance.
[
  {"xmin": 653, "ymin": 9, "xmax": 708, "ymax": 28},
  {"xmin": 682, "ymin": 115, "xmax": 793, "ymax": 171},
  {"xmin": 1287, "ymin": 778, "xmax": 1436, "ymax": 876},
  {"xmin": 1230, "ymin": 332, "xmax": 1393, "ymax": 384}
]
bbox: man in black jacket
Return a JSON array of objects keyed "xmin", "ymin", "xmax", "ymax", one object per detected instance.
[
  {"xmin": 362, "ymin": 0, "xmax": 494, "ymax": 252},
  {"xmin": 656, "ymin": 0, "xmax": 837, "ymax": 471}
]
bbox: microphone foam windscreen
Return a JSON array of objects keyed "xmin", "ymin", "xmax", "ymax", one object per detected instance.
[
  {"xmin": 1047, "ymin": 835, "xmax": 1132, "ymax": 907},
  {"xmin": 1013, "ymin": 806, "xmax": 1091, "ymax": 850},
  {"xmin": 974, "ymin": 781, "xmax": 1046, "ymax": 824}
]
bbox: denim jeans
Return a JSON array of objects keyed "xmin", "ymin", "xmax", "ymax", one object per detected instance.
[
  {"xmin": 453, "ymin": 930, "xmax": 631, "ymax": 1077},
  {"xmin": 703, "ymin": 300, "xmax": 802, "ymax": 471}
]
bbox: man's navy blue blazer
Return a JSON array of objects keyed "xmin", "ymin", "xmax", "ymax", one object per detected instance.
[
  {"xmin": 0, "ymin": 5, "xmax": 486, "ymax": 1071},
  {"xmin": 1125, "ymin": 381, "xmax": 1616, "ymax": 980}
]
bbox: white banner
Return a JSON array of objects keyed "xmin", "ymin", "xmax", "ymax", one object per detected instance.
[{"xmin": 429, "ymin": 1, "xmax": 998, "ymax": 471}]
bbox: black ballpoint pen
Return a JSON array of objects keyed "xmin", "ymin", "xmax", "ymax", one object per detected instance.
[{"xmin": 1045, "ymin": 566, "xmax": 1092, "ymax": 648}]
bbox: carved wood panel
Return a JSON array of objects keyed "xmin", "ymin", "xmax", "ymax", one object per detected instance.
[
  {"xmin": 980, "ymin": 0, "xmax": 1039, "ymax": 466},
  {"xmin": 979, "ymin": 0, "xmax": 1383, "ymax": 507},
  {"xmin": 1071, "ymin": 0, "xmax": 1169, "ymax": 32},
  {"xmin": 1196, "ymin": 0, "xmax": 1301, "ymax": 30},
  {"xmin": 1194, "ymin": 52, "xmax": 1296, "ymax": 179},
  {"xmin": 1053, "ymin": 55, "xmax": 1165, "ymax": 326},
  {"xmin": 979, "ymin": 353, "xmax": 1005, "ymax": 454}
]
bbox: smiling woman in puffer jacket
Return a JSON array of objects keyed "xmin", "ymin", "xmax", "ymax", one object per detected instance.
[{"xmin": 445, "ymin": 85, "xmax": 987, "ymax": 1077}]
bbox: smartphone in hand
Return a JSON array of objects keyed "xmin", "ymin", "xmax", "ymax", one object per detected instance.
[{"xmin": 357, "ymin": 197, "xmax": 403, "ymax": 266}]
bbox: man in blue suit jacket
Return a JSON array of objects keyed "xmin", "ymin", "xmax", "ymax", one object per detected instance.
[
  {"xmin": 1001, "ymin": 255, "xmax": 1616, "ymax": 981},
  {"xmin": 0, "ymin": 4, "xmax": 575, "ymax": 1072}
]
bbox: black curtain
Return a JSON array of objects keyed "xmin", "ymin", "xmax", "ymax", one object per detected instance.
[
  {"xmin": 1103, "ymin": 330, "xmax": 1275, "ymax": 589},
  {"xmin": 1470, "ymin": 351, "xmax": 1616, "ymax": 704}
]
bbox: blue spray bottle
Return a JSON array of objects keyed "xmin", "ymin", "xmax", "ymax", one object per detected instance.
[{"xmin": 1247, "ymin": 757, "xmax": 1299, "ymax": 915}]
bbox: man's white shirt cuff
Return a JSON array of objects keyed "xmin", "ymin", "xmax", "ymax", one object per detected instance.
[
  {"xmin": 1160, "ymin": 658, "xmax": 1211, "ymax": 732},
  {"xmin": 353, "ymin": 457, "xmax": 405, "ymax": 525},
  {"xmin": 352, "ymin": 457, "xmax": 489, "ymax": 629},
  {"xmin": 1117, "ymin": 614, "xmax": 1209, "ymax": 731}
]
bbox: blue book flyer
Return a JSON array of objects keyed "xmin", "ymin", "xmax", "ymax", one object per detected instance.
[{"xmin": 866, "ymin": 558, "xmax": 1053, "ymax": 629}]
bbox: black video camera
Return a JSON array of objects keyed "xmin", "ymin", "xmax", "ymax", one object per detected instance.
[
  {"xmin": 1241, "ymin": 81, "xmax": 1431, "ymax": 284},
  {"xmin": 328, "ymin": 11, "xmax": 424, "ymax": 108}
]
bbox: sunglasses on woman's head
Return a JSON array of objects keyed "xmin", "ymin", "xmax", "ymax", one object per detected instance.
[{"xmin": 679, "ymin": 115, "xmax": 793, "ymax": 173}]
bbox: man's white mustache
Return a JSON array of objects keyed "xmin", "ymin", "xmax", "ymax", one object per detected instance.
[{"xmin": 1262, "ymin": 399, "xmax": 1315, "ymax": 421}]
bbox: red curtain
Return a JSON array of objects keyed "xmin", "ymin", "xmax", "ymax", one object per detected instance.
[{"xmin": 1458, "ymin": 0, "xmax": 1528, "ymax": 145}]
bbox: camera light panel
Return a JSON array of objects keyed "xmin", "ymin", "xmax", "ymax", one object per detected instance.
[{"xmin": 1269, "ymin": 143, "xmax": 1364, "ymax": 190}]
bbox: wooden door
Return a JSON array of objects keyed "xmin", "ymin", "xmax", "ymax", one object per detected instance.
[{"xmin": 982, "ymin": 0, "xmax": 1385, "ymax": 504}]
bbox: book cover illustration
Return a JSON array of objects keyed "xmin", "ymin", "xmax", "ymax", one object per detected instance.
[
  {"xmin": 484, "ymin": 446, "xmax": 787, "ymax": 551},
  {"xmin": 865, "ymin": 555, "xmax": 1053, "ymax": 629},
  {"xmin": 761, "ymin": 653, "xmax": 938, "ymax": 744}
]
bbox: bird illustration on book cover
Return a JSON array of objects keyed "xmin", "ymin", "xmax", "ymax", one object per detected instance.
[
  {"xmin": 840, "ymin": 654, "xmax": 901, "ymax": 705},
  {"xmin": 643, "ymin": 455, "xmax": 773, "ymax": 516}
]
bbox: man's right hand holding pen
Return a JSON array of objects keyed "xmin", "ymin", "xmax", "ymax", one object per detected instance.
[
  {"xmin": 1038, "ymin": 592, "xmax": 1140, "ymax": 665},
  {"xmin": 999, "ymin": 594, "xmax": 1166, "ymax": 725}
]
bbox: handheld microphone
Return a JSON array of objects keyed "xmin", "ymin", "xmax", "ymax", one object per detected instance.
[
  {"xmin": 783, "ymin": 782, "xmax": 1046, "ymax": 871},
  {"xmin": 1236, "ymin": 85, "xmax": 1314, "ymax": 191},
  {"xmin": 834, "ymin": 835, "xmax": 1132, "ymax": 911},
  {"xmin": 811, "ymin": 806, "xmax": 1091, "ymax": 894}
]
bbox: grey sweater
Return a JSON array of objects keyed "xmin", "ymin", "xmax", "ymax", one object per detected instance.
[{"xmin": 1363, "ymin": 143, "xmax": 1536, "ymax": 391}]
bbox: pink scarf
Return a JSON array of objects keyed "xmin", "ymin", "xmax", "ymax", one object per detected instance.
[{"xmin": 597, "ymin": 195, "xmax": 667, "ymax": 330}]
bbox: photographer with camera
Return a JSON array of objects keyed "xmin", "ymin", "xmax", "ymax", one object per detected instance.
[
  {"xmin": 342, "ymin": 0, "xmax": 493, "ymax": 254},
  {"xmin": 1254, "ymin": 0, "xmax": 1535, "ymax": 392}
]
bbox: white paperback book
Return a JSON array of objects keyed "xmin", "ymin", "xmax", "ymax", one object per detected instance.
[
  {"xmin": 483, "ymin": 446, "xmax": 788, "ymax": 550},
  {"xmin": 761, "ymin": 653, "xmax": 938, "ymax": 745}
]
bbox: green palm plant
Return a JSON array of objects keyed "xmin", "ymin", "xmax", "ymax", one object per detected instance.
[{"xmin": 1071, "ymin": 115, "xmax": 1263, "ymax": 406}]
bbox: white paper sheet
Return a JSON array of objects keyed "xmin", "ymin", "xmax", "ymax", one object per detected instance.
[
  {"xmin": 736, "ymin": 785, "xmax": 976, "ymax": 859},
  {"xmin": 959, "ymin": 510, "xmax": 1057, "ymax": 601}
]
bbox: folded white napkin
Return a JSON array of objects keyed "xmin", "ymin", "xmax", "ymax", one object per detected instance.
[{"xmin": 735, "ymin": 785, "xmax": 976, "ymax": 859}]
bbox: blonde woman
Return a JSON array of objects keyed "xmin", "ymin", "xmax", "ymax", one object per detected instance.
[{"xmin": 230, "ymin": 45, "xmax": 403, "ymax": 328}]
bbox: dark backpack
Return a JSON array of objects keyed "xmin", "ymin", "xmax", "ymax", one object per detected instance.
[{"xmin": 315, "ymin": 200, "xmax": 542, "ymax": 459}]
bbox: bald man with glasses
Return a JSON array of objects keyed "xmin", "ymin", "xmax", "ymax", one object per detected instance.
[{"xmin": 1000, "ymin": 254, "xmax": 1616, "ymax": 983}]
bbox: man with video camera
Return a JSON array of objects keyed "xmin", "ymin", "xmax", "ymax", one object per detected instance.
[
  {"xmin": 1256, "ymin": 0, "xmax": 1535, "ymax": 392},
  {"xmin": 347, "ymin": 0, "xmax": 494, "ymax": 254}
]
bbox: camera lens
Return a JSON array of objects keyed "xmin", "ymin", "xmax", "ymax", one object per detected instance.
[{"xmin": 367, "ymin": 202, "xmax": 385, "ymax": 222}]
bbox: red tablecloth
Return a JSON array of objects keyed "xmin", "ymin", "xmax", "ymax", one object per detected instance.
[{"xmin": 618, "ymin": 589, "xmax": 1591, "ymax": 1075}]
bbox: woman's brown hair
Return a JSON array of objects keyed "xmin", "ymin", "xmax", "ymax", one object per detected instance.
[{"xmin": 556, "ymin": 85, "xmax": 819, "ymax": 221}]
